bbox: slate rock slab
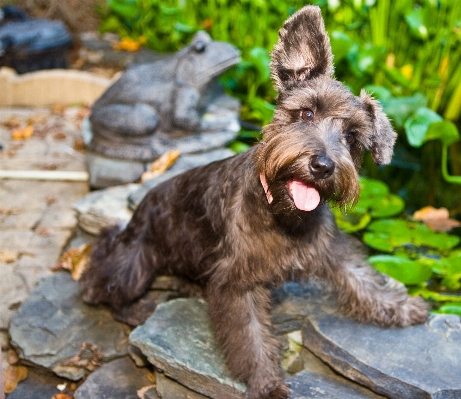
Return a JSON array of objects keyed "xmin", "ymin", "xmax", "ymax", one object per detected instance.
[
  {"xmin": 9, "ymin": 272, "xmax": 130, "ymax": 381},
  {"xmin": 155, "ymin": 370, "xmax": 210, "ymax": 399},
  {"xmin": 271, "ymin": 280, "xmax": 338, "ymax": 334},
  {"xmin": 129, "ymin": 298, "xmax": 246, "ymax": 399},
  {"xmin": 288, "ymin": 370, "xmax": 384, "ymax": 399},
  {"xmin": 73, "ymin": 183, "xmax": 139, "ymax": 234},
  {"xmin": 303, "ymin": 312, "xmax": 461, "ymax": 399},
  {"xmin": 74, "ymin": 357, "xmax": 155, "ymax": 399}
]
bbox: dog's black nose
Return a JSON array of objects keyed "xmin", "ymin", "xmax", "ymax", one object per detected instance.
[{"xmin": 310, "ymin": 155, "xmax": 335, "ymax": 179}]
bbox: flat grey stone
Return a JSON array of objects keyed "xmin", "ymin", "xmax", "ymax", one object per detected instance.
[
  {"xmin": 73, "ymin": 183, "xmax": 139, "ymax": 234},
  {"xmin": 288, "ymin": 370, "xmax": 384, "ymax": 399},
  {"xmin": 9, "ymin": 272, "xmax": 130, "ymax": 380},
  {"xmin": 155, "ymin": 370, "xmax": 210, "ymax": 399},
  {"xmin": 302, "ymin": 313, "xmax": 461, "ymax": 399},
  {"xmin": 86, "ymin": 150, "xmax": 147, "ymax": 189},
  {"xmin": 271, "ymin": 280, "xmax": 338, "ymax": 335},
  {"xmin": 127, "ymin": 148, "xmax": 235, "ymax": 209},
  {"xmin": 129, "ymin": 298, "xmax": 246, "ymax": 399},
  {"xmin": 74, "ymin": 357, "xmax": 155, "ymax": 399}
]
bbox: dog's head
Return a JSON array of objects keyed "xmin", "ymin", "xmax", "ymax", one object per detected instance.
[{"xmin": 256, "ymin": 5, "xmax": 396, "ymax": 216}]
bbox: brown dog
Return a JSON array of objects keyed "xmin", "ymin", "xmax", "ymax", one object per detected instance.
[{"xmin": 80, "ymin": 6, "xmax": 428, "ymax": 398}]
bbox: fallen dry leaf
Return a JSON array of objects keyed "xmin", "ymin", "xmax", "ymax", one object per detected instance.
[
  {"xmin": 27, "ymin": 114, "xmax": 48, "ymax": 125},
  {"xmin": 53, "ymin": 244, "xmax": 91, "ymax": 280},
  {"xmin": 413, "ymin": 206, "xmax": 461, "ymax": 232},
  {"xmin": 51, "ymin": 103, "xmax": 67, "ymax": 115},
  {"xmin": 112, "ymin": 36, "xmax": 146, "ymax": 52},
  {"xmin": 141, "ymin": 149, "xmax": 181, "ymax": 182},
  {"xmin": 2, "ymin": 116, "xmax": 22, "ymax": 128},
  {"xmin": 73, "ymin": 138, "xmax": 86, "ymax": 153},
  {"xmin": 53, "ymin": 132, "xmax": 67, "ymax": 140},
  {"xmin": 62, "ymin": 343, "xmax": 103, "ymax": 372},
  {"xmin": 7, "ymin": 349, "xmax": 19, "ymax": 365},
  {"xmin": 137, "ymin": 385, "xmax": 156, "ymax": 399},
  {"xmin": 52, "ymin": 393, "xmax": 73, "ymax": 399},
  {"xmin": 11, "ymin": 124, "xmax": 34, "ymax": 140},
  {"xmin": 0, "ymin": 250, "xmax": 19, "ymax": 263},
  {"xmin": 0, "ymin": 206, "xmax": 21, "ymax": 216},
  {"xmin": 4, "ymin": 365, "xmax": 28, "ymax": 393}
]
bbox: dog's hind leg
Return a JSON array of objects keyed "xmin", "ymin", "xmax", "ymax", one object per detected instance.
[
  {"xmin": 79, "ymin": 219, "xmax": 157, "ymax": 309},
  {"xmin": 320, "ymin": 234, "xmax": 429, "ymax": 327},
  {"xmin": 207, "ymin": 283, "xmax": 289, "ymax": 399}
]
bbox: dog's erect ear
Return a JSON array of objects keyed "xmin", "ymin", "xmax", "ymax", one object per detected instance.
[
  {"xmin": 270, "ymin": 6, "xmax": 334, "ymax": 92},
  {"xmin": 360, "ymin": 90, "xmax": 397, "ymax": 165}
]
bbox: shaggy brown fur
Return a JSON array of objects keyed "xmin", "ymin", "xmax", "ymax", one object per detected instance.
[{"xmin": 80, "ymin": 6, "xmax": 428, "ymax": 399}]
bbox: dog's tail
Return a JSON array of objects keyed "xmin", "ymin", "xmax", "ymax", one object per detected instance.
[{"xmin": 79, "ymin": 221, "xmax": 155, "ymax": 309}]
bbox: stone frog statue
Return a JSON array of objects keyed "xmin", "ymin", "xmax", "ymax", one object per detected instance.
[{"xmin": 88, "ymin": 31, "xmax": 241, "ymax": 161}]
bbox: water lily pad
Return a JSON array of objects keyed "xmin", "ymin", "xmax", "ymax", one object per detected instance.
[
  {"xmin": 435, "ymin": 303, "xmax": 461, "ymax": 316},
  {"xmin": 368, "ymin": 254, "xmax": 432, "ymax": 285},
  {"xmin": 332, "ymin": 207, "xmax": 371, "ymax": 233},
  {"xmin": 363, "ymin": 219, "xmax": 460, "ymax": 252}
]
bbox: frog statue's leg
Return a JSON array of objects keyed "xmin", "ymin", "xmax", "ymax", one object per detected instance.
[
  {"xmin": 172, "ymin": 86, "xmax": 203, "ymax": 131},
  {"xmin": 90, "ymin": 103, "xmax": 159, "ymax": 138}
]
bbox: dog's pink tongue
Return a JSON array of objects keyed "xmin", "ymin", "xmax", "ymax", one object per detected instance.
[{"xmin": 288, "ymin": 179, "xmax": 320, "ymax": 211}]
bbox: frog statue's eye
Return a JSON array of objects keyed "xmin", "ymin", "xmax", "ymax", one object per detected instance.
[
  {"xmin": 300, "ymin": 108, "xmax": 314, "ymax": 122},
  {"xmin": 194, "ymin": 40, "xmax": 206, "ymax": 53},
  {"xmin": 345, "ymin": 132, "xmax": 356, "ymax": 144}
]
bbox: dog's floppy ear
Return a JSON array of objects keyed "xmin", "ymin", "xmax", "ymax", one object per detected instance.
[
  {"xmin": 270, "ymin": 6, "xmax": 334, "ymax": 92},
  {"xmin": 360, "ymin": 90, "xmax": 397, "ymax": 165}
]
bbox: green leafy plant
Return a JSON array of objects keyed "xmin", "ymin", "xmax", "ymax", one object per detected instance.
[{"xmin": 334, "ymin": 177, "xmax": 461, "ymax": 315}]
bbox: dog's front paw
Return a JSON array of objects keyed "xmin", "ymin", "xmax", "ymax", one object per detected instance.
[
  {"xmin": 400, "ymin": 295, "xmax": 430, "ymax": 326},
  {"xmin": 247, "ymin": 381, "xmax": 289, "ymax": 399}
]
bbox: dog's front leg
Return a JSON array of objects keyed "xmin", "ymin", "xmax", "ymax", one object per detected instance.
[
  {"xmin": 207, "ymin": 283, "xmax": 289, "ymax": 399},
  {"xmin": 319, "ymin": 234, "xmax": 429, "ymax": 327}
]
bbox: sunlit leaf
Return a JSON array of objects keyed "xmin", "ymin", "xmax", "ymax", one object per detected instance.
[
  {"xmin": 330, "ymin": 31, "xmax": 355, "ymax": 61},
  {"xmin": 434, "ymin": 303, "xmax": 461, "ymax": 316},
  {"xmin": 248, "ymin": 47, "xmax": 271, "ymax": 84},
  {"xmin": 368, "ymin": 254, "xmax": 432, "ymax": 285},
  {"xmin": 108, "ymin": 0, "xmax": 138, "ymax": 19},
  {"xmin": 228, "ymin": 141, "xmax": 249, "ymax": 153},
  {"xmin": 403, "ymin": 107, "xmax": 442, "ymax": 147},
  {"xmin": 425, "ymin": 120, "xmax": 460, "ymax": 147},
  {"xmin": 404, "ymin": 8, "xmax": 428, "ymax": 40},
  {"xmin": 332, "ymin": 207, "xmax": 371, "ymax": 233},
  {"xmin": 381, "ymin": 94, "xmax": 427, "ymax": 129}
]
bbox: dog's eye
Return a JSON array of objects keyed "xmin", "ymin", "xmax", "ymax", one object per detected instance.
[
  {"xmin": 300, "ymin": 108, "xmax": 314, "ymax": 121},
  {"xmin": 346, "ymin": 132, "xmax": 356, "ymax": 144}
]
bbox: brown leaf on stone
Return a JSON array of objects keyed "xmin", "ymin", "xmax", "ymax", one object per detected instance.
[
  {"xmin": 0, "ymin": 206, "xmax": 21, "ymax": 216},
  {"xmin": 2, "ymin": 116, "xmax": 22, "ymax": 128},
  {"xmin": 413, "ymin": 206, "xmax": 461, "ymax": 232},
  {"xmin": 137, "ymin": 385, "xmax": 156, "ymax": 399},
  {"xmin": 62, "ymin": 343, "xmax": 103, "ymax": 372},
  {"xmin": 52, "ymin": 393, "xmax": 74, "ymax": 399},
  {"xmin": 72, "ymin": 138, "xmax": 86, "ymax": 153},
  {"xmin": 46, "ymin": 196, "xmax": 58, "ymax": 205},
  {"xmin": 0, "ymin": 250, "xmax": 19, "ymax": 263},
  {"xmin": 7, "ymin": 349, "xmax": 19, "ymax": 365},
  {"xmin": 11, "ymin": 124, "xmax": 34, "ymax": 140},
  {"xmin": 27, "ymin": 114, "xmax": 48, "ymax": 125},
  {"xmin": 4, "ymin": 365, "xmax": 28, "ymax": 393},
  {"xmin": 51, "ymin": 103, "xmax": 67, "ymax": 115},
  {"xmin": 36, "ymin": 227, "xmax": 53, "ymax": 236},
  {"xmin": 53, "ymin": 132, "xmax": 67, "ymax": 140},
  {"xmin": 52, "ymin": 244, "xmax": 92, "ymax": 281},
  {"xmin": 141, "ymin": 149, "xmax": 181, "ymax": 182}
]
